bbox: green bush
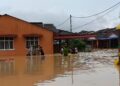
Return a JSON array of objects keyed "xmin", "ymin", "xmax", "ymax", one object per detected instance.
[
  {"xmin": 63, "ymin": 47, "xmax": 69, "ymax": 56},
  {"xmin": 69, "ymin": 39, "xmax": 86, "ymax": 51}
]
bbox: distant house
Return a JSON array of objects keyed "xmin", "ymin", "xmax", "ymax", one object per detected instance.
[
  {"xmin": 0, "ymin": 14, "xmax": 53, "ymax": 56},
  {"xmin": 31, "ymin": 22, "xmax": 119, "ymax": 50},
  {"xmin": 88, "ymin": 28, "xmax": 118, "ymax": 49}
]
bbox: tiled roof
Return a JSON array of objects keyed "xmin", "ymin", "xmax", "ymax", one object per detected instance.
[
  {"xmin": 30, "ymin": 22, "xmax": 43, "ymax": 27},
  {"xmin": 96, "ymin": 27, "xmax": 118, "ymax": 39},
  {"xmin": 30, "ymin": 22, "xmax": 74, "ymax": 35}
]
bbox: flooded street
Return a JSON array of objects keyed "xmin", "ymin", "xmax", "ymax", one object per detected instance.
[{"xmin": 0, "ymin": 49, "xmax": 119, "ymax": 86}]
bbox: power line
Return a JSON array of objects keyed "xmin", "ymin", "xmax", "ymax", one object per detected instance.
[
  {"xmin": 55, "ymin": 1, "xmax": 120, "ymax": 31},
  {"xmin": 72, "ymin": 1, "xmax": 120, "ymax": 18},
  {"xmin": 73, "ymin": 4, "xmax": 120, "ymax": 30},
  {"xmin": 73, "ymin": 19, "xmax": 96, "ymax": 30},
  {"xmin": 56, "ymin": 17, "xmax": 70, "ymax": 27}
]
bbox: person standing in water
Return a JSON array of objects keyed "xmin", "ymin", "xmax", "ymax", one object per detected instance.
[{"xmin": 39, "ymin": 46, "xmax": 45, "ymax": 60}]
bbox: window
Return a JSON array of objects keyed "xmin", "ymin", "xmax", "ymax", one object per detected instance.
[
  {"xmin": 0, "ymin": 37, "xmax": 14, "ymax": 50},
  {"xmin": 26, "ymin": 37, "xmax": 39, "ymax": 48}
]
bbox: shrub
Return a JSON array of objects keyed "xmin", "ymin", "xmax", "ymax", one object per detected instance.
[
  {"xmin": 69, "ymin": 39, "xmax": 86, "ymax": 51},
  {"xmin": 63, "ymin": 47, "xmax": 69, "ymax": 56}
]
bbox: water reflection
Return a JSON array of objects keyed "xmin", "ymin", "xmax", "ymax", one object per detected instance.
[
  {"xmin": 26, "ymin": 56, "xmax": 43, "ymax": 74},
  {"xmin": 54, "ymin": 55, "xmax": 72, "ymax": 74},
  {"xmin": 0, "ymin": 56, "xmax": 54, "ymax": 86},
  {"xmin": 0, "ymin": 58, "xmax": 15, "ymax": 75},
  {"xmin": 54, "ymin": 54, "xmax": 94, "ymax": 75},
  {"xmin": 0, "ymin": 54, "xmax": 119, "ymax": 86},
  {"xmin": 37, "ymin": 54, "xmax": 119, "ymax": 86}
]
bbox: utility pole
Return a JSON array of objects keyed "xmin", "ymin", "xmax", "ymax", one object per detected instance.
[{"xmin": 70, "ymin": 14, "xmax": 72, "ymax": 32}]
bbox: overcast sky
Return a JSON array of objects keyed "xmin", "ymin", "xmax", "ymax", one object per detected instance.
[{"xmin": 0, "ymin": 0, "xmax": 120, "ymax": 32}]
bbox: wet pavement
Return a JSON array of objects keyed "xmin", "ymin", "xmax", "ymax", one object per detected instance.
[{"xmin": 0, "ymin": 49, "xmax": 119, "ymax": 86}]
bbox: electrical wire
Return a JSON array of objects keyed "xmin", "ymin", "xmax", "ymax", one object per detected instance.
[
  {"xmin": 73, "ymin": 4, "xmax": 120, "ymax": 30},
  {"xmin": 55, "ymin": 1, "xmax": 120, "ymax": 31},
  {"xmin": 72, "ymin": 1, "xmax": 120, "ymax": 18},
  {"xmin": 56, "ymin": 17, "xmax": 70, "ymax": 27}
]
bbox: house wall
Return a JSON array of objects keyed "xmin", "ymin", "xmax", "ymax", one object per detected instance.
[{"xmin": 0, "ymin": 15, "xmax": 53, "ymax": 56}]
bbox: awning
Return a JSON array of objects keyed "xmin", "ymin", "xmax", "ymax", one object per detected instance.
[
  {"xmin": 97, "ymin": 38, "xmax": 110, "ymax": 40},
  {"xmin": 109, "ymin": 34, "xmax": 118, "ymax": 39},
  {"xmin": 88, "ymin": 37, "xmax": 96, "ymax": 40}
]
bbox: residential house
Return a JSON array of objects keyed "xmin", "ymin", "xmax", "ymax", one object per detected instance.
[{"xmin": 0, "ymin": 14, "xmax": 53, "ymax": 56}]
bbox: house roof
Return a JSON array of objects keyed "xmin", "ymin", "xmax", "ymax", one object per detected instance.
[
  {"xmin": 30, "ymin": 22, "xmax": 60, "ymax": 33},
  {"xmin": 109, "ymin": 33, "xmax": 118, "ymax": 38},
  {"xmin": 96, "ymin": 27, "xmax": 118, "ymax": 40},
  {"xmin": 0, "ymin": 14, "xmax": 53, "ymax": 33},
  {"xmin": 31, "ymin": 22, "xmax": 74, "ymax": 35},
  {"xmin": 44, "ymin": 24, "xmax": 59, "ymax": 33},
  {"xmin": 30, "ymin": 22, "xmax": 43, "ymax": 27},
  {"xmin": 96, "ymin": 28, "xmax": 116, "ymax": 34},
  {"xmin": 79, "ymin": 30, "xmax": 95, "ymax": 35}
]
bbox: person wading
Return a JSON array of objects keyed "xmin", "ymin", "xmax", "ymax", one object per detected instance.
[{"xmin": 39, "ymin": 46, "xmax": 45, "ymax": 60}]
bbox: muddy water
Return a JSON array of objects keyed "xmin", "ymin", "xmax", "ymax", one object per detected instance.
[
  {"xmin": 0, "ymin": 56, "xmax": 54, "ymax": 86},
  {"xmin": 0, "ymin": 54, "xmax": 119, "ymax": 86}
]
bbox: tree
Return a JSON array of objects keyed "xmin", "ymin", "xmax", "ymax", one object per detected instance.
[{"xmin": 69, "ymin": 39, "xmax": 86, "ymax": 51}]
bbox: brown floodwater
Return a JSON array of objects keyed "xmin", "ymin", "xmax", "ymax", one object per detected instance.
[{"xmin": 0, "ymin": 54, "xmax": 119, "ymax": 86}]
